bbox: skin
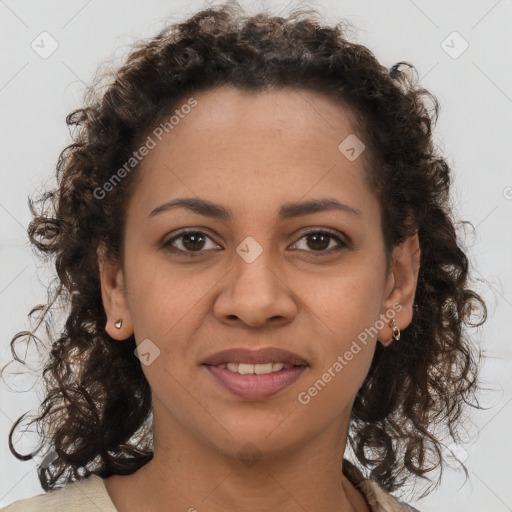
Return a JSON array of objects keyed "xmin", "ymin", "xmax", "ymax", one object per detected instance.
[{"xmin": 98, "ymin": 86, "xmax": 420, "ymax": 512}]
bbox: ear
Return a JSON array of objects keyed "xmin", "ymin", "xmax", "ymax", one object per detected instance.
[
  {"xmin": 97, "ymin": 242, "xmax": 133, "ymax": 340},
  {"xmin": 377, "ymin": 232, "xmax": 421, "ymax": 346}
]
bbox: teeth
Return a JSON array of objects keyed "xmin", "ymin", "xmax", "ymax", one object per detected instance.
[
  {"xmin": 220, "ymin": 362, "xmax": 292, "ymax": 375},
  {"xmin": 254, "ymin": 363, "xmax": 273, "ymax": 375},
  {"xmin": 239, "ymin": 363, "xmax": 257, "ymax": 375}
]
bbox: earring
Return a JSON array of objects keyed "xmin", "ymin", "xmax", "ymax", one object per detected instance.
[
  {"xmin": 114, "ymin": 319, "xmax": 123, "ymax": 329},
  {"xmin": 390, "ymin": 318, "xmax": 400, "ymax": 341}
]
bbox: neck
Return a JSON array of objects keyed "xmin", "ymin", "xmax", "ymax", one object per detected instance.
[{"xmin": 104, "ymin": 398, "xmax": 368, "ymax": 512}]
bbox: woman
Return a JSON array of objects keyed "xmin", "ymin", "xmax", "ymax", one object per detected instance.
[{"xmin": 1, "ymin": 1, "xmax": 486, "ymax": 510}]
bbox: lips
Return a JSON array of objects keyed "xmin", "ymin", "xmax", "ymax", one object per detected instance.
[{"xmin": 201, "ymin": 347, "xmax": 308, "ymax": 400}]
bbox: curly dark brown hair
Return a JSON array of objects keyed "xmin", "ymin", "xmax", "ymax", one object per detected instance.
[{"xmin": 1, "ymin": 0, "xmax": 487, "ymax": 499}]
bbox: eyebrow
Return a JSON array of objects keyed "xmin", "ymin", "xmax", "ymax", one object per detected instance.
[{"xmin": 148, "ymin": 197, "xmax": 361, "ymax": 221}]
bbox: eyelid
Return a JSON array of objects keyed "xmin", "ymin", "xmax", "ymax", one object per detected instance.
[{"xmin": 296, "ymin": 226, "xmax": 348, "ymax": 243}]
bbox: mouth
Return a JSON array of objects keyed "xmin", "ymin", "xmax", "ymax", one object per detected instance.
[
  {"xmin": 201, "ymin": 347, "xmax": 309, "ymax": 400},
  {"xmin": 213, "ymin": 361, "xmax": 297, "ymax": 374}
]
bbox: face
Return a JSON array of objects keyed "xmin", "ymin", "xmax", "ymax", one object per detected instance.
[{"xmin": 99, "ymin": 86, "xmax": 419, "ymax": 462}]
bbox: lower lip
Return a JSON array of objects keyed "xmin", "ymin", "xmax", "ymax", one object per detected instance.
[{"xmin": 204, "ymin": 365, "xmax": 307, "ymax": 400}]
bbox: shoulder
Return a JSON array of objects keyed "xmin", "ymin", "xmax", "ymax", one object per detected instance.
[
  {"xmin": 0, "ymin": 474, "xmax": 117, "ymax": 512},
  {"xmin": 342, "ymin": 459, "xmax": 422, "ymax": 512}
]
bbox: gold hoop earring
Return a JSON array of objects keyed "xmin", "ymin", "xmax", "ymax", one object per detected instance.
[
  {"xmin": 390, "ymin": 318, "xmax": 400, "ymax": 341},
  {"xmin": 114, "ymin": 319, "xmax": 123, "ymax": 329}
]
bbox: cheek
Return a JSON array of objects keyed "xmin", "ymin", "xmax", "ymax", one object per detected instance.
[
  {"xmin": 126, "ymin": 256, "xmax": 217, "ymax": 340},
  {"xmin": 300, "ymin": 265, "xmax": 383, "ymax": 388},
  {"xmin": 304, "ymin": 262, "xmax": 385, "ymax": 340},
  {"xmin": 297, "ymin": 279, "xmax": 380, "ymax": 420}
]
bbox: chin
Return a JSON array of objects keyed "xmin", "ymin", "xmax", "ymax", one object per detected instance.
[{"xmin": 197, "ymin": 408, "xmax": 316, "ymax": 461}]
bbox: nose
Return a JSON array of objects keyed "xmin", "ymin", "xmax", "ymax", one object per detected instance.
[{"xmin": 213, "ymin": 248, "xmax": 298, "ymax": 328}]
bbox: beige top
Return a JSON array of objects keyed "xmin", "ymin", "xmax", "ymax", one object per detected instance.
[
  {"xmin": 1, "ymin": 460, "xmax": 420, "ymax": 511},
  {"xmin": 1, "ymin": 475, "xmax": 117, "ymax": 512}
]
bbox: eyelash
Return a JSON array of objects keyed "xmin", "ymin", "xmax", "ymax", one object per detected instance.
[{"xmin": 162, "ymin": 228, "xmax": 348, "ymax": 258}]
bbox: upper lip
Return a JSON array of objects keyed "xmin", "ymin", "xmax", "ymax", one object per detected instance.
[{"xmin": 202, "ymin": 347, "xmax": 308, "ymax": 366}]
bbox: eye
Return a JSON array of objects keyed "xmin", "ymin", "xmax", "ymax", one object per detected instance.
[
  {"xmin": 290, "ymin": 229, "xmax": 348, "ymax": 255},
  {"xmin": 163, "ymin": 230, "xmax": 221, "ymax": 257}
]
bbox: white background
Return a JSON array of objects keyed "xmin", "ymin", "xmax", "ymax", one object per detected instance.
[{"xmin": 1, "ymin": 0, "xmax": 511, "ymax": 510}]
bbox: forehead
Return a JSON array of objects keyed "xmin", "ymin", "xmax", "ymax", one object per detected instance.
[
  {"xmin": 128, "ymin": 86, "xmax": 378, "ymax": 223},
  {"xmin": 168, "ymin": 85, "xmax": 359, "ymax": 136}
]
